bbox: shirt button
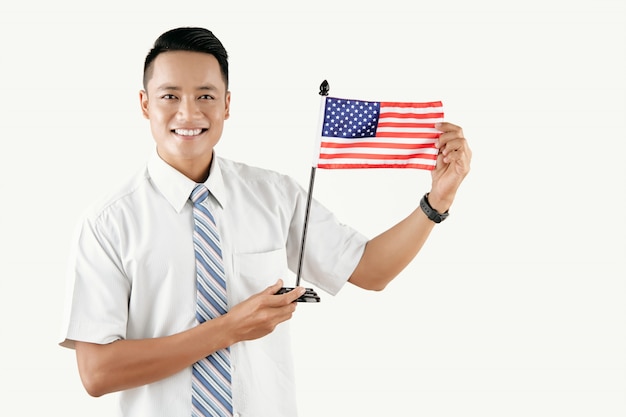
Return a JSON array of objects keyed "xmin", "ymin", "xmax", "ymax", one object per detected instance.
[{"xmin": 233, "ymin": 413, "xmax": 240, "ymax": 417}]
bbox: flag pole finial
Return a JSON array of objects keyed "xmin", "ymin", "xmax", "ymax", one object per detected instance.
[{"xmin": 319, "ymin": 80, "xmax": 329, "ymax": 96}]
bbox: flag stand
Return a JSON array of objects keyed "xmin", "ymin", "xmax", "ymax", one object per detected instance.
[{"xmin": 276, "ymin": 80, "xmax": 329, "ymax": 303}]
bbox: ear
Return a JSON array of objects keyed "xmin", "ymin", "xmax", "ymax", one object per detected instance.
[
  {"xmin": 139, "ymin": 90, "xmax": 150, "ymax": 119},
  {"xmin": 224, "ymin": 91, "xmax": 231, "ymax": 120}
]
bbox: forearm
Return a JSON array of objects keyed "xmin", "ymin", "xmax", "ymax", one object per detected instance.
[
  {"xmin": 76, "ymin": 315, "xmax": 234, "ymax": 397},
  {"xmin": 75, "ymin": 280, "xmax": 302, "ymax": 397},
  {"xmin": 349, "ymin": 205, "xmax": 436, "ymax": 290}
]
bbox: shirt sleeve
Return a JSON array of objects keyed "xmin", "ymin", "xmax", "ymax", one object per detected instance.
[{"xmin": 59, "ymin": 208, "xmax": 130, "ymax": 349}]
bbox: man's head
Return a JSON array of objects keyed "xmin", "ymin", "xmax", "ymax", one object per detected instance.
[
  {"xmin": 140, "ymin": 27, "xmax": 231, "ymax": 182},
  {"xmin": 143, "ymin": 27, "xmax": 229, "ymax": 91}
]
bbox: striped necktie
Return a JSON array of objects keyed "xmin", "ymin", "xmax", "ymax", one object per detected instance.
[{"xmin": 190, "ymin": 184, "xmax": 233, "ymax": 417}]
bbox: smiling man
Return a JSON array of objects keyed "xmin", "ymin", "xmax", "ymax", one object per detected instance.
[
  {"xmin": 140, "ymin": 50, "xmax": 229, "ymax": 182},
  {"xmin": 59, "ymin": 27, "xmax": 472, "ymax": 417}
]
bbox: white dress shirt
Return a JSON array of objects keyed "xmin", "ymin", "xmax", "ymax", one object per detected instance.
[{"xmin": 59, "ymin": 150, "xmax": 368, "ymax": 417}]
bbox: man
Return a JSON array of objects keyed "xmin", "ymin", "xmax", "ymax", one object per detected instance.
[{"xmin": 59, "ymin": 27, "xmax": 471, "ymax": 416}]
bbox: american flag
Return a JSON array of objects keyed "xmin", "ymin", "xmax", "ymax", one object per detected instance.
[{"xmin": 313, "ymin": 96, "xmax": 444, "ymax": 170}]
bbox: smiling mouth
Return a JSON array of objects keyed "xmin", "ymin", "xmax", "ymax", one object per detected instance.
[{"xmin": 172, "ymin": 128, "xmax": 208, "ymax": 136}]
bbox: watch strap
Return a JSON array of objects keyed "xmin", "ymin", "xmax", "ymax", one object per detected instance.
[{"xmin": 419, "ymin": 193, "xmax": 449, "ymax": 223}]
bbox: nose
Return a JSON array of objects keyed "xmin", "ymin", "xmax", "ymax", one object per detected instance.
[{"xmin": 177, "ymin": 97, "xmax": 201, "ymax": 121}]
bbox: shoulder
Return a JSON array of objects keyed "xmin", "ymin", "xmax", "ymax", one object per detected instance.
[
  {"xmin": 82, "ymin": 166, "xmax": 151, "ymax": 223},
  {"xmin": 215, "ymin": 156, "xmax": 306, "ymax": 208},
  {"xmin": 216, "ymin": 157, "xmax": 299, "ymax": 188}
]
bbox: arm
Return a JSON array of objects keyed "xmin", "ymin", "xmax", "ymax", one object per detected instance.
[
  {"xmin": 349, "ymin": 122, "xmax": 471, "ymax": 290},
  {"xmin": 75, "ymin": 280, "xmax": 305, "ymax": 397}
]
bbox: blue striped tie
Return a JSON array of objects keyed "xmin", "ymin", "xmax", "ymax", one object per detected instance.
[{"xmin": 190, "ymin": 184, "xmax": 233, "ymax": 417}]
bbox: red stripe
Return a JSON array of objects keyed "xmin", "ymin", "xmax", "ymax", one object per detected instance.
[
  {"xmin": 318, "ymin": 162, "xmax": 436, "ymax": 170},
  {"xmin": 379, "ymin": 112, "xmax": 444, "ymax": 119},
  {"xmin": 381, "ymin": 101, "xmax": 443, "ymax": 108},
  {"xmin": 319, "ymin": 152, "xmax": 438, "ymax": 160},
  {"xmin": 321, "ymin": 141, "xmax": 436, "ymax": 149}
]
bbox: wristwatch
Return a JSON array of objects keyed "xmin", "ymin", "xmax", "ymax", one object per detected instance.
[{"xmin": 420, "ymin": 193, "xmax": 449, "ymax": 223}]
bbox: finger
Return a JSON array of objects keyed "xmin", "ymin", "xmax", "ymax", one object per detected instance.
[
  {"xmin": 438, "ymin": 128, "xmax": 464, "ymax": 146},
  {"xmin": 435, "ymin": 123, "xmax": 464, "ymax": 150},
  {"xmin": 442, "ymin": 147, "xmax": 469, "ymax": 165},
  {"xmin": 264, "ymin": 280, "xmax": 306, "ymax": 305},
  {"xmin": 281, "ymin": 286, "xmax": 306, "ymax": 304},
  {"xmin": 435, "ymin": 121, "xmax": 461, "ymax": 132},
  {"xmin": 434, "ymin": 150, "xmax": 446, "ymax": 168},
  {"xmin": 263, "ymin": 279, "xmax": 284, "ymax": 295},
  {"xmin": 444, "ymin": 146, "xmax": 472, "ymax": 169},
  {"xmin": 441, "ymin": 138, "xmax": 468, "ymax": 156}
]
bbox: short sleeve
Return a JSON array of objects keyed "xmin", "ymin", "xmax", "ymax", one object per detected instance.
[
  {"xmin": 285, "ymin": 178, "xmax": 368, "ymax": 295},
  {"xmin": 59, "ymin": 209, "xmax": 130, "ymax": 349}
]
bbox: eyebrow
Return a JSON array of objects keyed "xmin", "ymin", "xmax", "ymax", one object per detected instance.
[{"xmin": 156, "ymin": 85, "xmax": 219, "ymax": 92}]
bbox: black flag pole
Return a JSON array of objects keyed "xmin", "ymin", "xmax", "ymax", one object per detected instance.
[
  {"xmin": 295, "ymin": 165, "xmax": 316, "ymax": 286},
  {"xmin": 276, "ymin": 80, "xmax": 329, "ymax": 303}
]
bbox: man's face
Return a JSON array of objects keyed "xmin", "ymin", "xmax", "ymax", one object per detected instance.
[{"xmin": 140, "ymin": 51, "xmax": 230, "ymax": 179}]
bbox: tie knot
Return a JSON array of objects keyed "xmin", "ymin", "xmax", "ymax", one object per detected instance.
[{"xmin": 190, "ymin": 184, "xmax": 209, "ymax": 205}]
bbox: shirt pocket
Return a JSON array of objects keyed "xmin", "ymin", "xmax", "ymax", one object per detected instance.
[{"xmin": 231, "ymin": 248, "xmax": 290, "ymax": 305}]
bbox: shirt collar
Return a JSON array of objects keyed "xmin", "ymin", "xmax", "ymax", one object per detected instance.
[{"xmin": 147, "ymin": 149, "xmax": 227, "ymax": 213}]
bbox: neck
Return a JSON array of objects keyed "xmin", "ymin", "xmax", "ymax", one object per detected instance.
[{"xmin": 156, "ymin": 149, "xmax": 213, "ymax": 183}]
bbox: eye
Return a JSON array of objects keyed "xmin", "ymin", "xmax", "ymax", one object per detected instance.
[
  {"xmin": 198, "ymin": 94, "xmax": 215, "ymax": 100},
  {"xmin": 161, "ymin": 94, "xmax": 177, "ymax": 100}
]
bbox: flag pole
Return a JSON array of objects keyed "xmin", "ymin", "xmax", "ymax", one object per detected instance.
[{"xmin": 295, "ymin": 80, "xmax": 329, "ymax": 286}]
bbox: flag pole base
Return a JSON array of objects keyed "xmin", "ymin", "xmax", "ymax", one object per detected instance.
[{"xmin": 276, "ymin": 286, "xmax": 321, "ymax": 303}]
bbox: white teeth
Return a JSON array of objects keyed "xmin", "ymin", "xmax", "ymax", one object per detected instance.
[{"xmin": 174, "ymin": 128, "xmax": 203, "ymax": 136}]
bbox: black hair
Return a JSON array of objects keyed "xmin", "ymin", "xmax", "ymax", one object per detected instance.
[{"xmin": 143, "ymin": 27, "xmax": 229, "ymax": 89}]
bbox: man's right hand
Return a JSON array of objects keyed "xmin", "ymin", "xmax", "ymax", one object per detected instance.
[{"xmin": 224, "ymin": 279, "xmax": 305, "ymax": 343}]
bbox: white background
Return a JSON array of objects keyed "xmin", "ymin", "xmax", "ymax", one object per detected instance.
[{"xmin": 1, "ymin": 0, "xmax": 624, "ymax": 416}]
